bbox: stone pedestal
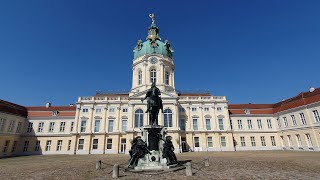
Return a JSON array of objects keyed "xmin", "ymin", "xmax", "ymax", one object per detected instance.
[{"xmin": 135, "ymin": 125, "xmax": 168, "ymax": 170}]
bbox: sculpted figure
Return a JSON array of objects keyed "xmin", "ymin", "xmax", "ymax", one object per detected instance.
[
  {"xmin": 128, "ymin": 136, "xmax": 151, "ymax": 168},
  {"xmin": 160, "ymin": 136, "xmax": 177, "ymax": 165},
  {"xmin": 141, "ymin": 82, "xmax": 163, "ymax": 126}
]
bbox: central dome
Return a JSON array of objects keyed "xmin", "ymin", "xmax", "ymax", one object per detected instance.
[
  {"xmin": 133, "ymin": 40, "xmax": 173, "ymax": 59},
  {"xmin": 133, "ymin": 14, "xmax": 173, "ymax": 59}
]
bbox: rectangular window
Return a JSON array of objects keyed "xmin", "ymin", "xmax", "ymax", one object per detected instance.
[
  {"xmin": 276, "ymin": 118, "xmax": 281, "ymax": 128},
  {"xmin": 220, "ymin": 136, "xmax": 226, "ymax": 147},
  {"xmin": 109, "ymin": 108, "xmax": 115, "ymax": 113},
  {"xmin": 23, "ymin": 141, "xmax": 29, "ymax": 152},
  {"xmin": 108, "ymin": 120, "xmax": 114, "ymax": 132},
  {"xmin": 16, "ymin": 122, "xmax": 22, "ymax": 133},
  {"xmin": 165, "ymin": 71, "xmax": 169, "ymax": 85},
  {"xmin": 267, "ymin": 119, "xmax": 272, "ymax": 129},
  {"xmin": 240, "ymin": 137, "xmax": 246, "ymax": 147},
  {"xmin": 49, "ymin": 122, "xmax": 55, "ymax": 132},
  {"xmin": 3, "ymin": 140, "xmax": 10, "ymax": 152},
  {"xmin": 46, "ymin": 140, "xmax": 52, "ymax": 151},
  {"xmin": 205, "ymin": 119, "xmax": 211, "ymax": 130},
  {"xmin": 179, "ymin": 107, "xmax": 185, "ymax": 112},
  {"xmin": 194, "ymin": 137, "xmax": 200, "ymax": 147},
  {"xmin": 78, "ymin": 139, "xmax": 84, "ymax": 150},
  {"xmin": 0, "ymin": 118, "xmax": 7, "ymax": 132},
  {"xmin": 92, "ymin": 139, "xmax": 99, "ymax": 150},
  {"xmin": 35, "ymin": 141, "xmax": 40, "ymax": 151},
  {"xmin": 204, "ymin": 107, "xmax": 209, "ymax": 111},
  {"xmin": 247, "ymin": 120, "xmax": 252, "ymax": 129},
  {"xmin": 138, "ymin": 71, "xmax": 142, "ymax": 85},
  {"xmin": 250, "ymin": 136, "xmax": 256, "ymax": 147},
  {"xmin": 60, "ymin": 122, "xmax": 66, "ymax": 132},
  {"xmin": 193, "ymin": 119, "xmax": 198, "ymax": 130},
  {"xmin": 122, "ymin": 108, "xmax": 128, "ymax": 113},
  {"xmin": 257, "ymin": 119, "xmax": 262, "ymax": 129},
  {"xmin": 121, "ymin": 119, "xmax": 127, "ymax": 132},
  {"xmin": 38, "ymin": 122, "xmax": 44, "ymax": 132},
  {"xmin": 283, "ymin": 117, "xmax": 288, "ymax": 127},
  {"xmin": 57, "ymin": 140, "xmax": 62, "ymax": 151},
  {"xmin": 300, "ymin": 113, "xmax": 307, "ymax": 125},
  {"xmin": 68, "ymin": 140, "xmax": 72, "ymax": 151},
  {"xmin": 217, "ymin": 107, "xmax": 222, "ymax": 112},
  {"xmin": 287, "ymin": 135, "xmax": 292, "ymax": 146},
  {"xmin": 290, "ymin": 115, "xmax": 297, "ymax": 126},
  {"xmin": 107, "ymin": 139, "xmax": 112, "ymax": 149},
  {"xmin": 80, "ymin": 120, "xmax": 86, "ymax": 132},
  {"xmin": 312, "ymin": 110, "xmax": 320, "ymax": 123},
  {"xmin": 8, "ymin": 120, "xmax": 15, "ymax": 132},
  {"xmin": 70, "ymin": 122, "xmax": 74, "ymax": 132},
  {"xmin": 260, "ymin": 136, "xmax": 266, "ymax": 146},
  {"xmin": 95, "ymin": 108, "xmax": 102, "ymax": 113},
  {"xmin": 218, "ymin": 118, "xmax": 224, "ymax": 130},
  {"xmin": 180, "ymin": 119, "xmax": 186, "ymax": 131},
  {"xmin": 11, "ymin": 141, "xmax": 17, "ymax": 152},
  {"xmin": 82, "ymin": 108, "xmax": 88, "ymax": 113},
  {"xmin": 296, "ymin": 134, "xmax": 302, "ymax": 147},
  {"xmin": 306, "ymin": 134, "xmax": 313, "ymax": 147},
  {"xmin": 237, "ymin": 120, "xmax": 243, "ymax": 129},
  {"xmin": 191, "ymin": 107, "xmax": 197, "ymax": 112},
  {"xmin": 207, "ymin": 137, "xmax": 213, "ymax": 147},
  {"xmin": 27, "ymin": 122, "xmax": 33, "ymax": 133},
  {"xmin": 94, "ymin": 119, "xmax": 100, "ymax": 133}
]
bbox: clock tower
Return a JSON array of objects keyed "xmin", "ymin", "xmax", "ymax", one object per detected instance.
[{"xmin": 130, "ymin": 14, "xmax": 176, "ymax": 96}]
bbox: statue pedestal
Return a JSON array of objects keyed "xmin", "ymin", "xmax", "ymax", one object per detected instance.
[{"xmin": 135, "ymin": 125, "xmax": 168, "ymax": 170}]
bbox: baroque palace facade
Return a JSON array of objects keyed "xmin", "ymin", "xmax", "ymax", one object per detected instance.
[{"xmin": 1, "ymin": 17, "xmax": 320, "ymax": 158}]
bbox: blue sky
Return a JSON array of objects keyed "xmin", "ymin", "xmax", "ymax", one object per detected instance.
[{"xmin": 0, "ymin": 0, "xmax": 320, "ymax": 106}]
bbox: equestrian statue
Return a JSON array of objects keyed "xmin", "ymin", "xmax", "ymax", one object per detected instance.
[{"xmin": 141, "ymin": 82, "xmax": 163, "ymax": 126}]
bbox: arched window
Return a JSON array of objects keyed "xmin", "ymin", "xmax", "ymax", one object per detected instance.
[
  {"xmin": 165, "ymin": 71, "xmax": 169, "ymax": 85},
  {"xmin": 138, "ymin": 71, "xmax": 142, "ymax": 85},
  {"xmin": 150, "ymin": 69, "xmax": 156, "ymax": 83},
  {"xmin": 134, "ymin": 109, "xmax": 144, "ymax": 128},
  {"xmin": 163, "ymin": 109, "xmax": 172, "ymax": 127}
]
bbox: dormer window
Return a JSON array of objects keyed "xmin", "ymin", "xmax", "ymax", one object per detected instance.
[
  {"xmin": 52, "ymin": 111, "xmax": 58, "ymax": 116},
  {"xmin": 244, "ymin": 109, "xmax": 250, "ymax": 114}
]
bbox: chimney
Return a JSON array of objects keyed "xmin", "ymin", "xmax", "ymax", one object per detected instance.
[
  {"xmin": 69, "ymin": 104, "xmax": 74, "ymax": 107},
  {"xmin": 46, "ymin": 102, "xmax": 51, "ymax": 108}
]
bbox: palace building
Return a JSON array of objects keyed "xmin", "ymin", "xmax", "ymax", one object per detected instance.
[{"xmin": 1, "ymin": 16, "xmax": 320, "ymax": 158}]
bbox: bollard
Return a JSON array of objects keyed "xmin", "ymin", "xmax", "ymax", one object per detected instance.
[
  {"xmin": 204, "ymin": 158, "xmax": 209, "ymax": 167},
  {"xmin": 96, "ymin": 160, "xmax": 101, "ymax": 170},
  {"xmin": 112, "ymin": 164, "xmax": 119, "ymax": 178},
  {"xmin": 185, "ymin": 162, "xmax": 192, "ymax": 176}
]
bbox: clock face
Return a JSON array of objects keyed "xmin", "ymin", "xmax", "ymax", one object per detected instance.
[{"xmin": 149, "ymin": 57, "xmax": 158, "ymax": 64}]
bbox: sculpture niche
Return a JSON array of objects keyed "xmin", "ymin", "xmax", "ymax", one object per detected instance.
[{"xmin": 141, "ymin": 82, "xmax": 163, "ymax": 126}]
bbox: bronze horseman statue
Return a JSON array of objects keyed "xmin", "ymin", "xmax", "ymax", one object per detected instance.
[{"xmin": 141, "ymin": 82, "xmax": 163, "ymax": 126}]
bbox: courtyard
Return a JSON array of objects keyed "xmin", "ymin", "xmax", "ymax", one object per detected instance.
[{"xmin": 0, "ymin": 151, "xmax": 320, "ymax": 179}]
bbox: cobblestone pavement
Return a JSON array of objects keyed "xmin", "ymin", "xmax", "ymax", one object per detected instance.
[{"xmin": 1, "ymin": 151, "xmax": 320, "ymax": 180}]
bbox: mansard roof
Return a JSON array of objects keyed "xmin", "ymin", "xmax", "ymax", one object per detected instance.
[
  {"xmin": 0, "ymin": 99, "xmax": 27, "ymax": 117},
  {"xmin": 229, "ymin": 87, "xmax": 320, "ymax": 115}
]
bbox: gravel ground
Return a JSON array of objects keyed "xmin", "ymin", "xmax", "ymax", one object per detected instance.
[{"xmin": 1, "ymin": 151, "xmax": 320, "ymax": 180}]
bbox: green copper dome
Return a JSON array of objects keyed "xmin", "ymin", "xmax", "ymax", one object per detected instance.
[{"xmin": 133, "ymin": 14, "xmax": 174, "ymax": 59}]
